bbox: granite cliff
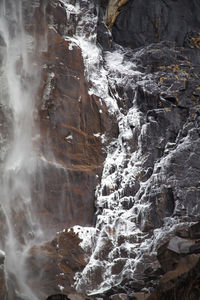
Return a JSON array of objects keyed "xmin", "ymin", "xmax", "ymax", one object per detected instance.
[{"xmin": 0, "ymin": 0, "xmax": 200, "ymax": 299}]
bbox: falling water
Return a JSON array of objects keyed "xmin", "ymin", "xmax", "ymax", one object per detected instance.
[{"xmin": 0, "ymin": 0, "xmax": 45, "ymax": 299}]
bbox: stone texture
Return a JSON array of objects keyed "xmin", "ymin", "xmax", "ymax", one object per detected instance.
[
  {"xmin": 104, "ymin": 0, "xmax": 129, "ymax": 30},
  {"xmin": 2, "ymin": 0, "xmax": 200, "ymax": 299},
  {"xmin": 110, "ymin": 293, "xmax": 128, "ymax": 300},
  {"xmin": 130, "ymin": 294, "xmax": 149, "ymax": 300},
  {"xmin": 147, "ymin": 255, "xmax": 200, "ymax": 300},
  {"xmin": 30, "ymin": 0, "xmax": 200, "ymax": 298},
  {"xmin": 89, "ymin": 1, "xmax": 200, "ymax": 298},
  {"xmin": 27, "ymin": 229, "xmax": 86, "ymax": 300},
  {"xmin": 112, "ymin": 0, "xmax": 200, "ymax": 50},
  {"xmin": 0, "ymin": 0, "xmax": 117, "ymax": 297},
  {"xmin": 29, "ymin": 0, "xmax": 118, "ymax": 234}
]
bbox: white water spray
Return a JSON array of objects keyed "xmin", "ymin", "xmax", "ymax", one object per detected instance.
[{"xmin": 0, "ymin": 1, "xmax": 45, "ymax": 299}]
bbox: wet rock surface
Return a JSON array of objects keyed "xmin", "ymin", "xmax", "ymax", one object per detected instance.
[
  {"xmin": 76, "ymin": 34, "xmax": 200, "ymax": 290},
  {"xmin": 0, "ymin": 0, "xmax": 117, "ymax": 297},
  {"xmin": 31, "ymin": 0, "xmax": 118, "ymax": 233},
  {"xmin": 72, "ymin": 1, "xmax": 200, "ymax": 299},
  {"xmin": 80, "ymin": 1, "xmax": 200, "ymax": 299},
  {"xmin": 27, "ymin": 229, "xmax": 87, "ymax": 299},
  {"xmin": 28, "ymin": 0, "xmax": 200, "ymax": 298},
  {"xmin": 1, "ymin": 0, "xmax": 200, "ymax": 299}
]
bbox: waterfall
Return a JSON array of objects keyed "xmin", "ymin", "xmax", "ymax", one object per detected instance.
[{"xmin": 0, "ymin": 1, "xmax": 45, "ymax": 299}]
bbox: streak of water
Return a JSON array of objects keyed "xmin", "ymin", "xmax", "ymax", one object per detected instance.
[{"xmin": 0, "ymin": 1, "xmax": 45, "ymax": 299}]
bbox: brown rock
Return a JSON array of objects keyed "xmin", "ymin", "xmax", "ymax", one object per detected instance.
[
  {"xmin": 110, "ymin": 293, "xmax": 128, "ymax": 300},
  {"xmin": 147, "ymin": 257, "xmax": 200, "ymax": 300},
  {"xmin": 29, "ymin": 0, "xmax": 118, "ymax": 234},
  {"xmin": 111, "ymin": 259, "xmax": 126, "ymax": 275},
  {"xmin": 1, "ymin": 1, "xmax": 118, "ymax": 298},
  {"xmin": 129, "ymin": 293, "xmax": 149, "ymax": 300},
  {"xmin": 160, "ymin": 254, "xmax": 200, "ymax": 284},
  {"xmin": 149, "ymin": 235, "xmax": 200, "ymax": 300},
  {"xmin": 27, "ymin": 228, "xmax": 86, "ymax": 300}
]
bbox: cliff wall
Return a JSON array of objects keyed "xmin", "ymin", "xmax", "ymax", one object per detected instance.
[{"xmin": 1, "ymin": 0, "xmax": 200, "ymax": 299}]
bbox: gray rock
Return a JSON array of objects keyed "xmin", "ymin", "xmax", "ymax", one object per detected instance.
[
  {"xmin": 112, "ymin": 0, "xmax": 200, "ymax": 50},
  {"xmin": 110, "ymin": 294, "xmax": 128, "ymax": 300}
]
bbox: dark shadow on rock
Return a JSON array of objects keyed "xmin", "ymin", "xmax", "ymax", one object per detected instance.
[
  {"xmin": 46, "ymin": 294, "xmax": 70, "ymax": 300},
  {"xmin": 112, "ymin": 0, "xmax": 200, "ymax": 50}
]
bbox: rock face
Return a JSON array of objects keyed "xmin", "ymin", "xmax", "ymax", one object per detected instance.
[
  {"xmin": 112, "ymin": 0, "xmax": 200, "ymax": 49},
  {"xmin": 27, "ymin": 229, "xmax": 86, "ymax": 299},
  {"xmin": 26, "ymin": 0, "xmax": 200, "ymax": 298},
  {"xmin": 1, "ymin": 0, "xmax": 200, "ymax": 299},
  {"xmin": 74, "ymin": 35, "xmax": 200, "ymax": 297},
  {"xmin": 71, "ymin": 0, "xmax": 200, "ymax": 299},
  {"xmin": 0, "ymin": 0, "xmax": 117, "ymax": 297},
  {"xmin": 104, "ymin": 0, "xmax": 129, "ymax": 30},
  {"xmin": 30, "ymin": 0, "xmax": 117, "ymax": 233}
]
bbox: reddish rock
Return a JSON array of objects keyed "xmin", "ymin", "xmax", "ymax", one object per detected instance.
[
  {"xmin": 28, "ymin": 0, "xmax": 118, "ymax": 234},
  {"xmin": 19, "ymin": 2, "xmax": 118, "ymax": 296},
  {"xmin": 27, "ymin": 229, "xmax": 87, "ymax": 299},
  {"xmin": 1, "ymin": 1, "xmax": 118, "ymax": 297}
]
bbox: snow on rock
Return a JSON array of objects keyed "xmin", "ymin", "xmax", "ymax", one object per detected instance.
[
  {"xmin": 61, "ymin": 0, "xmax": 200, "ymax": 297},
  {"xmin": 61, "ymin": 0, "xmax": 119, "ymax": 115}
]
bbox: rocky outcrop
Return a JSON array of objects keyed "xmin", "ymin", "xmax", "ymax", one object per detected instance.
[
  {"xmin": 73, "ymin": 35, "xmax": 200, "ymax": 296},
  {"xmin": 26, "ymin": 229, "xmax": 87, "ymax": 300},
  {"xmin": 150, "ymin": 226, "xmax": 200, "ymax": 300},
  {"xmin": 112, "ymin": 0, "xmax": 200, "ymax": 50},
  {"xmin": 104, "ymin": 0, "xmax": 129, "ymax": 30},
  {"xmin": 27, "ymin": 0, "xmax": 200, "ymax": 298},
  {"xmin": 71, "ymin": 0, "xmax": 200, "ymax": 298},
  {"xmin": 2, "ymin": 0, "xmax": 200, "ymax": 299},
  {"xmin": 0, "ymin": 0, "xmax": 117, "ymax": 298},
  {"xmin": 29, "ymin": 0, "xmax": 118, "ymax": 234}
]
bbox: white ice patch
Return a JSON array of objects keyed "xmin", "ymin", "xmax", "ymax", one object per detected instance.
[
  {"xmin": 39, "ymin": 155, "xmax": 66, "ymax": 170},
  {"xmin": 58, "ymin": 285, "xmax": 64, "ymax": 292},
  {"xmin": 65, "ymin": 135, "xmax": 73, "ymax": 141},
  {"xmin": 105, "ymin": 50, "xmax": 141, "ymax": 85},
  {"xmin": 93, "ymin": 133, "xmax": 101, "ymax": 137},
  {"xmin": 68, "ymin": 41, "xmax": 77, "ymax": 51},
  {"xmin": 72, "ymin": 226, "xmax": 97, "ymax": 258},
  {"xmin": 76, "ymin": 37, "xmax": 119, "ymax": 115},
  {"xmin": 59, "ymin": 0, "xmax": 80, "ymax": 20}
]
